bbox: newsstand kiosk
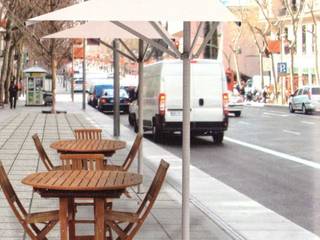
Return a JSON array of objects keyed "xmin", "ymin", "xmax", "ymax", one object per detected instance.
[{"xmin": 24, "ymin": 66, "xmax": 48, "ymax": 106}]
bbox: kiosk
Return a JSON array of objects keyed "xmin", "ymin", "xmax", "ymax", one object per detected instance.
[{"xmin": 24, "ymin": 66, "xmax": 48, "ymax": 106}]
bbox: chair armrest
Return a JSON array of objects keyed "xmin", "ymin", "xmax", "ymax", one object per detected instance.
[
  {"xmin": 105, "ymin": 210, "xmax": 138, "ymax": 223},
  {"xmin": 26, "ymin": 210, "xmax": 59, "ymax": 224},
  {"xmin": 104, "ymin": 165, "xmax": 124, "ymax": 171}
]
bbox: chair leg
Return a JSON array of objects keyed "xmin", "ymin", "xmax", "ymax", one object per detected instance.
[
  {"xmin": 107, "ymin": 225, "xmax": 113, "ymax": 240},
  {"xmin": 37, "ymin": 220, "xmax": 58, "ymax": 240},
  {"xmin": 106, "ymin": 221, "xmax": 127, "ymax": 240}
]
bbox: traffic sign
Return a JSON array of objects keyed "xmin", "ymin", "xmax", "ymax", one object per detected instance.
[{"xmin": 277, "ymin": 62, "xmax": 287, "ymax": 74}]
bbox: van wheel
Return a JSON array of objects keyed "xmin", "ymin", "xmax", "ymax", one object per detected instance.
[
  {"xmin": 234, "ymin": 111, "xmax": 241, "ymax": 117},
  {"xmin": 128, "ymin": 113, "xmax": 135, "ymax": 126},
  {"xmin": 212, "ymin": 132, "xmax": 224, "ymax": 144},
  {"xmin": 152, "ymin": 124, "xmax": 163, "ymax": 143},
  {"xmin": 289, "ymin": 103, "xmax": 295, "ymax": 113},
  {"xmin": 133, "ymin": 119, "xmax": 139, "ymax": 133},
  {"xmin": 302, "ymin": 104, "xmax": 308, "ymax": 115}
]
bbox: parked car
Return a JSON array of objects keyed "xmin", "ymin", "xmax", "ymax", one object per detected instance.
[
  {"xmin": 130, "ymin": 59, "xmax": 229, "ymax": 143},
  {"xmin": 98, "ymin": 88, "xmax": 130, "ymax": 113},
  {"xmin": 288, "ymin": 86, "xmax": 320, "ymax": 114},
  {"xmin": 73, "ymin": 78, "xmax": 85, "ymax": 92},
  {"xmin": 87, "ymin": 84, "xmax": 113, "ymax": 108},
  {"xmin": 228, "ymin": 89, "xmax": 243, "ymax": 117}
]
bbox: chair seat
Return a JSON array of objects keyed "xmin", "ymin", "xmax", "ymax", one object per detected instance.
[
  {"xmin": 105, "ymin": 210, "xmax": 138, "ymax": 223},
  {"xmin": 25, "ymin": 210, "xmax": 59, "ymax": 224}
]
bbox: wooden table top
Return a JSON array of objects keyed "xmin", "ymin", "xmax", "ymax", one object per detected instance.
[
  {"xmin": 22, "ymin": 170, "xmax": 142, "ymax": 191},
  {"xmin": 50, "ymin": 139, "xmax": 126, "ymax": 153}
]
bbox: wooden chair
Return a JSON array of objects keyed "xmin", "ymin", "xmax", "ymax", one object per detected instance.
[
  {"xmin": 0, "ymin": 160, "xmax": 59, "ymax": 240},
  {"xmin": 105, "ymin": 159, "xmax": 169, "ymax": 240},
  {"xmin": 74, "ymin": 128, "xmax": 102, "ymax": 140},
  {"xmin": 60, "ymin": 153, "xmax": 106, "ymax": 170},
  {"xmin": 105, "ymin": 133, "xmax": 143, "ymax": 172},
  {"xmin": 32, "ymin": 134, "xmax": 62, "ymax": 171}
]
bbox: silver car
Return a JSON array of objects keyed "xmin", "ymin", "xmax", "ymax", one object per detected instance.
[
  {"xmin": 289, "ymin": 86, "xmax": 320, "ymax": 114},
  {"xmin": 227, "ymin": 89, "xmax": 244, "ymax": 117}
]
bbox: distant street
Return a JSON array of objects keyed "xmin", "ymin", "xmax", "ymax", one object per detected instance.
[{"xmin": 116, "ymin": 105, "xmax": 320, "ymax": 236}]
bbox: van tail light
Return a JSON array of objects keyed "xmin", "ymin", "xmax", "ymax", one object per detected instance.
[
  {"xmin": 223, "ymin": 92, "xmax": 229, "ymax": 115},
  {"xmin": 100, "ymin": 98, "xmax": 107, "ymax": 104},
  {"xmin": 159, "ymin": 93, "xmax": 166, "ymax": 116}
]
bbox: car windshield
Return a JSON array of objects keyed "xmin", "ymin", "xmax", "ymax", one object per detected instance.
[
  {"xmin": 103, "ymin": 89, "xmax": 128, "ymax": 98},
  {"xmin": 95, "ymin": 85, "xmax": 113, "ymax": 96},
  {"xmin": 312, "ymin": 88, "xmax": 320, "ymax": 95}
]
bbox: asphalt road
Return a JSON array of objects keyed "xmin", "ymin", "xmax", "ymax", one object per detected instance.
[{"xmin": 117, "ymin": 106, "xmax": 320, "ymax": 236}]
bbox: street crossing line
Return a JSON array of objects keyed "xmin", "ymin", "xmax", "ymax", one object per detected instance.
[
  {"xmin": 225, "ymin": 137, "xmax": 320, "ymax": 169},
  {"xmin": 282, "ymin": 129, "xmax": 301, "ymax": 136},
  {"xmin": 263, "ymin": 112, "xmax": 289, "ymax": 117},
  {"xmin": 238, "ymin": 121, "xmax": 250, "ymax": 125},
  {"xmin": 301, "ymin": 121, "xmax": 316, "ymax": 125}
]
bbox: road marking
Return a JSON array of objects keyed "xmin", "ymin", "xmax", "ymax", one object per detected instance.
[
  {"xmin": 225, "ymin": 137, "xmax": 320, "ymax": 169},
  {"xmin": 267, "ymin": 110, "xmax": 287, "ymax": 114},
  {"xmin": 238, "ymin": 121, "xmax": 250, "ymax": 125},
  {"xmin": 263, "ymin": 112, "xmax": 289, "ymax": 117},
  {"xmin": 301, "ymin": 121, "xmax": 315, "ymax": 125},
  {"xmin": 282, "ymin": 129, "xmax": 301, "ymax": 136}
]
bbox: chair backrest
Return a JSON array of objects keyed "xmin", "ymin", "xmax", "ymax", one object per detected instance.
[
  {"xmin": 74, "ymin": 128, "xmax": 102, "ymax": 140},
  {"xmin": 122, "ymin": 133, "xmax": 142, "ymax": 171},
  {"xmin": 124, "ymin": 159, "xmax": 169, "ymax": 239},
  {"xmin": 0, "ymin": 160, "xmax": 28, "ymax": 224},
  {"xmin": 60, "ymin": 154, "xmax": 105, "ymax": 170},
  {"xmin": 32, "ymin": 134, "xmax": 54, "ymax": 171}
]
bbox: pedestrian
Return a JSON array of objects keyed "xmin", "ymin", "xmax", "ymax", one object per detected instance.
[
  {"xmin": 9, "ymin": 81, "xmax": 18, "ymax": 109},
  {"xmin": 262, "ymin": 86, "xmax": 268, "ymax": 103}
]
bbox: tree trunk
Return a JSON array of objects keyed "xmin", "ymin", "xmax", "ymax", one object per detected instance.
[
  {"xmin": 290, "ymin": 49, "xmax": 294, "ymax": 93},
  {"xmin": 314, "ymin": 33, "xmax": 320, "ymax": 85},
  {"xmin": 233, "ymin": 52, "xmax": 241, "ymax": 86},
  {"xmin": 0, "ymin": 22, "xmax": 12, "ymax": 103},
  {"xmin": 16, "ymin": 43, "xmax": 23, "ymax": 83},
  {"xmin": 51, "ymin": 54, "xmax": 57, "ymax": 114},
  {"xmin": 270, "ymin": 53, "xmax": 278, "ymax": 103},
  {"xmin": 259, "ymin": 52, "xmax": 264, "ymax": 89},
  {"xmin": 4, "ymin": 44, "xmax": 15, "ymax": 103}
]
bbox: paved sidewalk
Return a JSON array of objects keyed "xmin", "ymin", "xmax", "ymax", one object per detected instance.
[
  {"xmin": 0, "ymin": 100, "xmax": 231, "ymax": 240},
  {"xmin": 1, "ymin": 89, "xmax": 319, "ymax": 240}
]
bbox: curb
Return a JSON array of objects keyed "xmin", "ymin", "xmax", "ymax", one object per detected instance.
[
  {"xmin": 264, "ymin": 104, "xmax": 288, "ymax": 109},
  {"xmin": 143, "ymin": 152, "xmax": 247, "ymax": 240}
]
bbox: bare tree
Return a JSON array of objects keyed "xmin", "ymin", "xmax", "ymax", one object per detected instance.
[
  {"xmin": 0, "ymin": 0, "xmax": 74, "ymax": 112},
  {"xmin": 282, "ymin": 0, "xmax": 306, "ymax": 92},
  {"xmin": 307, "ymin": 0, "xmax": 320, "ymax": 85},
  {"xmin": 253, "ymin": 0, "xmax": 282, "ymax": 102}
]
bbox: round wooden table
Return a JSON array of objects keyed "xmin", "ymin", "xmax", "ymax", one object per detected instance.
[
  {"xmin": 22, "ymin": 170, "xmax": 142, "ymax": 240},
  {"xmin": 50, "ymin": 139, "xmax": 126, "ymax": 156}
]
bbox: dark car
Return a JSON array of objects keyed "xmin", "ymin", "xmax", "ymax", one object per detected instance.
[
  {"xmin": 88, "ymin": 84, "xmax": 113, "ymax": 108},
  {"xmin": 98, "ymin": 88, "xmax": 130, "ymax": 113}
]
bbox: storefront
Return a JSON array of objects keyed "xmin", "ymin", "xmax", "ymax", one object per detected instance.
[{"xmin": 23, "ymin": 66, "xmax": 48, "ymax": 106}]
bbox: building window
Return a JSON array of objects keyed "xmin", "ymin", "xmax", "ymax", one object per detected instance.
[{"xmin": 302, "ymin": 25, "xmax": 306, "ymax": 54}]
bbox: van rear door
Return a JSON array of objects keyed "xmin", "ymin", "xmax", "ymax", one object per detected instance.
[{"xmin": 190, "ymin": 61, "xmax": 225, "ymax": 122}]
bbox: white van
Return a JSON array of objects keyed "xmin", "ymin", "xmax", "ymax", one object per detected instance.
[{"xmin": 130, "ymin": 59, "xmax": 229, "ymax": 143}]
